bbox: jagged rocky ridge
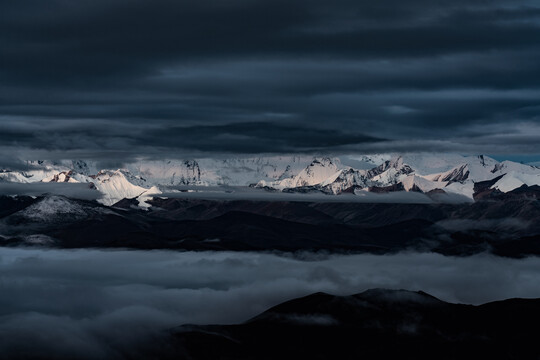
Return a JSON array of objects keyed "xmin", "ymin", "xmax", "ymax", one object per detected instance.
[{"xmin": 1, "ymin": 154, "xmax": 540, "ymax": 206}]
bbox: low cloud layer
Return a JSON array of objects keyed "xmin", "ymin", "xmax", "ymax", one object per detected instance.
[
  {"xmin": 160, "ymin": 186, "xmax": 474, "ymax": 203},
  {"xmin": 1, "ymin": 248, "xmax": 540, "ymax": 358},
  {"xmin": 1, "ymin": 0, "xmax": 540, "ymax": 162},
  {"xmin": 0, "ymin": 182, "xmax": 101, "ymax": 200},
  {"xmin": 160, "ymin": 187, "xmax": 440, "ymax": 203}
]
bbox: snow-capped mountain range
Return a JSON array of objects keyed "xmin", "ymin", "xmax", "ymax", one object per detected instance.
[{"xmin": 1, "ymin": 154, "xmax": 540, "ymax": 206}]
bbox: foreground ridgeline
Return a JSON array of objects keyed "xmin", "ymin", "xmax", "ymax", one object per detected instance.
[
  {"xmin": 172, "ymin": 289, "xmax": 540, "ymax": 360},
  {"xmin": 1, "ymin": 154, "xmax": 540, "ymax": 206}
]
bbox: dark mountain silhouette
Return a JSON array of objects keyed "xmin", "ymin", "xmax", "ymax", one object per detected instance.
[{"xmin": 171, "ymin": 289, "xmax": 540, "ymax": 360}]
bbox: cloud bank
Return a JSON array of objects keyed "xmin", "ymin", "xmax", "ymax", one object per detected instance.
[
  {"xmin": 0, "ymin": 182, "xmax": 101, "ymax": 200},
  {"xmin": 1, "ymin": 248, "xmax": 540, "ymax": 358},
  {"xmin": 159, "ymin": 187, "xmax": 439, "ymax": 203}
]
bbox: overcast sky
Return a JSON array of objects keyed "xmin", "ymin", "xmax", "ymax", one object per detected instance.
[{"xmin": 1, "ymin": 0, "xmax": 540, "ymax": 163}]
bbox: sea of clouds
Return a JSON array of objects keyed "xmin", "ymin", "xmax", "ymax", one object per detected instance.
[{"xmin": 1, "ymin": 248, "xmax": 540, "ymax": 359}]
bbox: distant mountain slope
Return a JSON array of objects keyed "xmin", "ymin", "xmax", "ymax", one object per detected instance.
[{"xmin": 2, "ymin": 193, "xmax": 540, "ymax": 257}]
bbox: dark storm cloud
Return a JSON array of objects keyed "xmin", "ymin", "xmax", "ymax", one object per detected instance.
[
  {"xmin": 145, "ymin": 122, "xmax": 383, "ymax": 153},
  {"xmin": 2, "ymin": 248, "xmax": 540, "ymax": 358},
  {"xmin": 1, "ymin": 0, "xmax": 540, "ymax": 159}
]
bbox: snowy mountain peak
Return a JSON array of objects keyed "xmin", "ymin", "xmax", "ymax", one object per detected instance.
[
  {"xmin": 2, "ymin": 154, "xmax": 540, "ymax": 204},
  {"xmin": 255, "ymin": 157, "xmax": 341, "ymax": 190},
  {"xmin": 304, "ymin": 158, "xmax": 339, "ymax": 177},
  {"xmin": 19, "ymin": 196, "xmax": 88, "ymax": 222},
  {"xmin": 427, "ymin": 164, "xmax": 470, "ymax": 183},
  {"xmin": 367, "ymin": 156, "xmax": 414, "ymax": 186}
]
